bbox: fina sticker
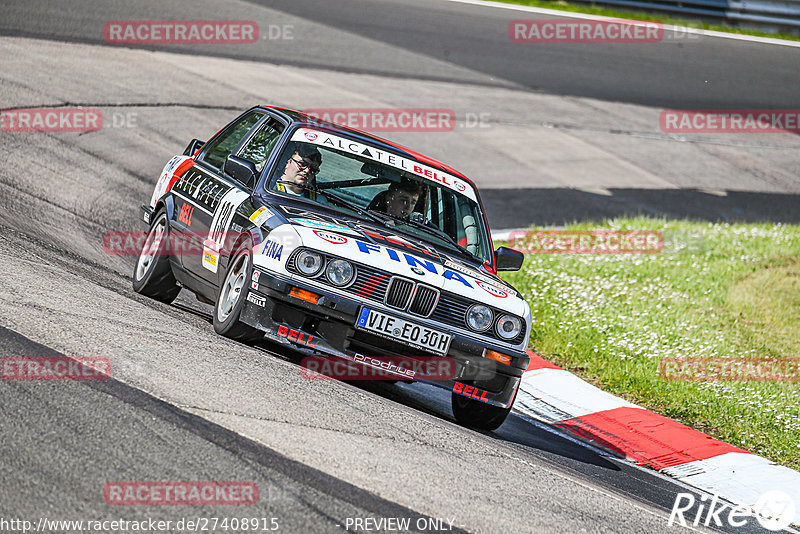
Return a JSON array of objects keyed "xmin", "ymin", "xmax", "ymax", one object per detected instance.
[
  {"xmin": 444, "ymin": 259, "xmax": 517, "ymax": 297},
  {"xmin": 249, "ymin": 206, "xmax": 274, "ymax": 226},
  {"xmin": 475, "ymin": 280, "xmax": 508, "ymax": 298},
  {"xmin": 313, "ymin": 230, "xmax": 347, "ymax": 244}
]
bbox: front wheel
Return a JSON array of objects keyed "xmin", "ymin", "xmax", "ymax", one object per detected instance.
[
  {"xmin": 451, "ymin": 392, "xmax": 514, "ymax": 431},
  {"xmin": 213, "ymin": 241, "xmax": 263, "ymax": 343},
  {"xmin": 132, "ymin": 209, "xmax": 181, "ymax": 304}
]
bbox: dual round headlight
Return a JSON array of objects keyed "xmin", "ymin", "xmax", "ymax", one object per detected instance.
[
  {"xmin": 466, "ymin": 305, "xmax": 522, "ymax": 340},
  {"xmin": 496, "ymin": 314, "xmax": 522, "ymax": 340},
  {"xmin": 467, "ymin": 304, "xmax": 493, "ymax": 332},
  {"xmin": 296, "ymin": 250, "xmax": 323, "ymax": 276},
  {"xmin": 325, "ymin": 259, "xmax": 355, "ymax": 286},
  {"xmin": 296, "ymin": 251, "xmax": 355, "ymax": 287}
]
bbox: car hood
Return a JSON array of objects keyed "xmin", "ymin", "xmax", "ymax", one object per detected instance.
[{"xmin": 266, "ymin": 217, "xmax": 529, "ymax": 317}]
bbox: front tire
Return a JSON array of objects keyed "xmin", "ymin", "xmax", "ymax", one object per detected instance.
[
  {"xmin": 213, "ymin": 241, "xmax": 263, "ymax": 343},
  {"xmin": 132, "ymin": 209, "xmax": 181, "ymax": 304},
  {"xmin": 451, "ymin": 392, "xmax": 514, "ymax": 431}
]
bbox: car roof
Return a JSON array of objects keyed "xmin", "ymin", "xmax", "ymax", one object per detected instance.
[{"xmin": 259, "ymin": 105, "xmax": 478, "ymax": 191}]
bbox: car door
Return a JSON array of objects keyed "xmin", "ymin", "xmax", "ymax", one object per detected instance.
[
  {"xmin": 178, "ymin": 112, "xmax": 285, "ymax": 285},
  {"xmin": 170, "ymin": 110, "xmax": 263, "ymax": 280}
]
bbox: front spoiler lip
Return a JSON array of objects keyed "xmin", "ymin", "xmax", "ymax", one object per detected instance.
[
  {"xmin": 241, "ymin": 281, "xmax": 521, "ymax": 409},
  {"xmin": 274, "ymin": 332, "xmax": 520, "ymax": 410}
]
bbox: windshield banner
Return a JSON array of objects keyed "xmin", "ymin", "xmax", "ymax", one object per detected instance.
[{"xmin": 291, "ymin": 128, "xmax": 477, "ymax": 202}]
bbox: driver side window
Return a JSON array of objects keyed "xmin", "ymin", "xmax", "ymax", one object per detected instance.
[
  {"xmin": 238, "ymin": 120, "xmax": 283, "ymax": 172},
  {"xmin": 201, "ymin": 111, "xmax": 264, "ymax": 170}
]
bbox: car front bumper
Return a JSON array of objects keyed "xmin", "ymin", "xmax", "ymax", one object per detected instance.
[{"xmin": 241, "ymin": 268, "xmax": 528, "ymax": 409}]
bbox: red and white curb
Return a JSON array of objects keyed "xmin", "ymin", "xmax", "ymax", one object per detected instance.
[{"xmin": 511, "ymin": 351, "xmax": 800, "ymax": 525}]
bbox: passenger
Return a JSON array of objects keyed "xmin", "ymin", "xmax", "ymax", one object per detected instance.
[{"xmin": 379, "ymin": 178, "xmax": 424, "ymax": 218}]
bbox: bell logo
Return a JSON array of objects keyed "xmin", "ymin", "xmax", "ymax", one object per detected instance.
[{"xmin": 178, "ymin": 203, "xmax": 194, "ymax": 226}]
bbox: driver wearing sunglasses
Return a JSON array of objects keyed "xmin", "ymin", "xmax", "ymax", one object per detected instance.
[{"xmin": 274, "ymin": 142, "xmax": 323, "ymax": 201}]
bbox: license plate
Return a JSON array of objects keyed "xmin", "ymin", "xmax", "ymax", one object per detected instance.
[{"xmin": 355, "ymin": 307, "xmax": 451, "ymax": 356}]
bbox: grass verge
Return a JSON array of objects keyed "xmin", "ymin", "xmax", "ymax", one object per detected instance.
[
  {"xmin": 484, "ymin": 0, "xmax": 800, "ymax": 42},
  {"xmin": 499, "ymin": 218, "xmax": 800, "ymax": 469}
]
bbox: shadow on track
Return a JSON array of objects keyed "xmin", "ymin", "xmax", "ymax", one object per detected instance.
[{"xmin": 167, "ymin": 291, "xmax": 621, "ymax": 471}]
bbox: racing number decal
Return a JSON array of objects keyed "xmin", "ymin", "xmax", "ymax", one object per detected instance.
[{"xmin": 202, "ymin": 189, "xmax": 250, "ymax": 273}]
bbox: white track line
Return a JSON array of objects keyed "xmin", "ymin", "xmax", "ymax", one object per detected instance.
[{"xmin": 444, "ymin": 0, "xmax": 800, "ymax": 48}]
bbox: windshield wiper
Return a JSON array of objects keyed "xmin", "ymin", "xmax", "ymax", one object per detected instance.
[
  {"xmin": 275, "ymin": 181, "xmax": 390, "ymax": 227},
  {"xmin": 369, "ymin": 210, "xmax": 481, "ymax": 263}
]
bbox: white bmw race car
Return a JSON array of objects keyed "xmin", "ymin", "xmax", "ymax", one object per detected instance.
[{"xmin": 135, "ymin": 106, "xmax": 530, "ymax": 430}]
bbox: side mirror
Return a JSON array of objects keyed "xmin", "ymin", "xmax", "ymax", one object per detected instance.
[
  {"xmin": 183, "ymin": 139, "xmax": 205, "ymax": 157},
  {"xmin": 224, "ymin": 155, "xmax": 258, "ymax": 189},
  {"xmin": 495, "ymin": 246, "xmax": 524, "ymax": 272}
]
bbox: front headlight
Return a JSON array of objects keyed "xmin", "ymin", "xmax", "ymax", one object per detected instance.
[
  {"xmin": 496, "ymin": 314, "xmax": 522, "ymax": 340},
  {"xmin": 466, "ymin": 304, "xmax": 493, "ymax": 332},
  {"xmin": 296, "ymin": 250, "xmax": 323, "ymax": 276},
  {"xmin": 325, "ymin": 259, "xmax": 355, "ymax": 286}
]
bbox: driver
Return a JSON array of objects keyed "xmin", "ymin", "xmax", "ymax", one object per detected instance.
[{"xmin": 274, "ymin": 142, "xmax": 323, "ymax": 200}]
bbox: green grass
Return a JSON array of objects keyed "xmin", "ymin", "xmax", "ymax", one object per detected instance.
[
  {"xmin": 499, "ymin": 218, "xmax": 800, "ymax": 469},
  {"xmin": 489, "ymin": 0, "xmax": 800, "ymax": 42}
]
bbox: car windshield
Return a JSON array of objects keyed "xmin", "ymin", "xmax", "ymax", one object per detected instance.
[{"xmin": 266, "ymin": 128, "xmax": 492, "ymax": 263}]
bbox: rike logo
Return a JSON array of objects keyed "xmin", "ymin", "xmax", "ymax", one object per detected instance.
[
  {"xmin": 454, "ymin": 181, "xmax": 466, "ymax": 192},
  {"xmin": 304, "ymin": 132, "xmax": 318, "ymax": 141},
  {"xmin": 313, "ymin": 230, "xmax": 347, "ymax": 244},
  {"xmin": 476, "ymin": 280, "xmax": 508, "ymax": 298},
  {"xmin": 669, "ymin": 491, "xmax": 796, "ymax": 531}
]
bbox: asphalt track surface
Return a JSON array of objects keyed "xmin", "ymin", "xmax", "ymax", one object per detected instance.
[
  {"xmin": 1, "ymin": 0, "xmax": 799, "ymax": 109},
  {"xmin": 0, "ymin": 1, "xmax": 797, "ymax": 533}
]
